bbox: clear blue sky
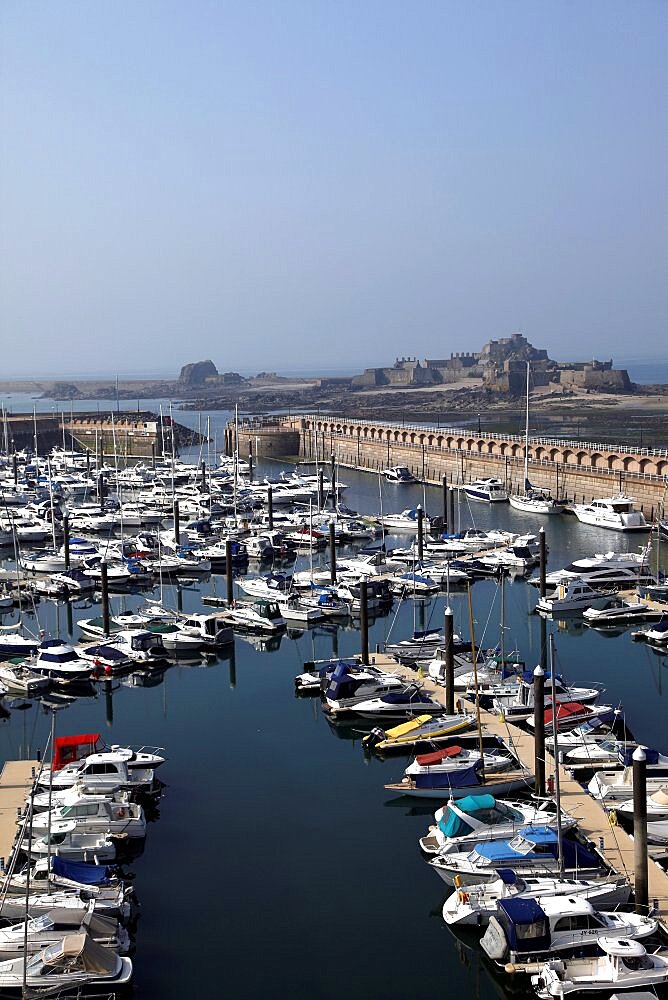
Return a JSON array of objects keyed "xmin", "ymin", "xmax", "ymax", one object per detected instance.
[{"xmin": 1, "ymin": 0, "xmax": 666, "ymax": 377}]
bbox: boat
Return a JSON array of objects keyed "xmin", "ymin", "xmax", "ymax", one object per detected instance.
[
  {"xmin": 0, "ymin": 660, "xmax": 50, "ymax": 695},
  {"xmin": 79, "ymin": 643, "xmax": 135, "ymax": 675},
  {"xmin": 0, "ymin": 901, "xmax": 130, "ymax": 957},
  {"xmin": 632, "ymin": 618, "xmax": 668, "ymax": 646},
  {"xmin": 222, "ymin": 600, "xmax": 287, "ymax": 634},
  {"xmin": 36, "ymin": 752, "xmax": 155, "ymax": 794},
  {"xmin": 42, "ymin": 732, "xmax": 166, "ymax": 776},
  {"xmin": 535, "ymin": 546, "xmax": 654, "ymax": 590},
  {"xmin": 322, "ymin": 661, "xmax": 405, "ymax": 715},
  {"xmin": 99, "ymin": 629, "xmax": 169, "ymax": 665},
  {"xmin": 381, "ymin": 509, "xmax": 430, "ymax": 532},
  {"xmin": 31, "ymin": 795, "xmax": 146, "ymax": 838},
  {"xmin": 531, "ymin": 938, "xmax": 668, "ymax": 998},
  {"xmin": 526, "ymin": 702, "xmax": 618, "ymax": 733},
  {"xmin": 508, "ymin": 363, "xmax": 564, "ymax": 516},
  {"xmin": 618, "ymin": 787, "xmax": 668, "ymax": 821},
  {"xmin": 175, "ymin": 612, "xmax": 235, "ymax": 648},
  {"xmin": 237, "ymin": 573, "xmax": 295, "ymax": 604},
  {"xmin": 362, "ymin": 713, "xmax": 476, "ymax": 753},
  {"xmin": 481, "ymin": 896, "xmax": 656, "ymax": 966},
  {"xmin": 382, "ymin": 466, "xmax": 418, "ymax": 484},
  {"xmin": 442, "ymin": 869, "xmax": 631, "ymax": 926},
  {"xmin": 537, "ymin": 579, "xmax": 610, "ymax": 615},
  {"xmin": 30, "ymin": 640, "xmax": 94, "ymax": 683},
  {"xmin": 346, "ymin": 683, "xmax": 447, "ymax": 718},
  {"xmin": 462, "ymin": 478, "xmax": 509, "ymax": 503},
  {"xmin": 0, "ymin": 932, "xmax": 133, "ymax": 991},
  {"xmin": 384, "ymin": 739, "xmax": 533, "ymax": 800},
  {"xmin": 583, "ymin": 598, "xmax": 663, "ymax": 627},
  {"xmin": 572, "ymin": 495, "xmax": 649, "ymax": 532},
  {"xmin": 281, "ymin": 596, "xmax": 323, "ymax": 626},
  {"xmin": 0, "ymin": 632, "xmax": 40, "ymax": 659},
  {"xmin": 26, "ymin": 820, "xmax": 119, "ymax": 862},
  {"xmin": 429, "ymin": 826, "xmax": 609, "ymax": 886},
  {"xmin": 487, "ymin": 673, "xmax": 602, "ymax": 722},
  {"xmin": 588, "ymin": 751, "xmax": 668, "ymax": 803},
  {"xmin": 419, "ymin": 794, "xmax": 576, "ymax": 856}
]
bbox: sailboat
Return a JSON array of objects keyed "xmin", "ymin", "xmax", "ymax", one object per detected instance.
[{"xmin": 509, "ymin": 363, "xmax": 563, "ymax": 515}]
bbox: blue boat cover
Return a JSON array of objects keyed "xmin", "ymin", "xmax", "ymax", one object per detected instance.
[
  {"xmin": 619, "ymin": 747, "xmax": 660, "ymax": 766},
  {"xmin": 496, "ymin": 869, "xmax": 520, "ymax": 885},
  {"xmin": 50, "ymin": 855, "xmax": 115, "ymax": 885},
  {"xmin": 437, "ymin": 794, "xmax": 496, "ymax": 839},
  {"xmin": 415, "ymin": 762, "xmax": 481, "ymax": 790},
  {"xmin": 498, "ymin": 898, "xmax": 550, "ymax": 953}
]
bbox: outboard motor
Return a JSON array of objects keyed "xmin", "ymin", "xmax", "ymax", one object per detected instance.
[{"xmin": 364, "ymin": 727, "xmax": 385, "ymax": 750}]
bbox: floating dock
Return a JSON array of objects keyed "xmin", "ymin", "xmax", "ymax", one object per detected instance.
[
  {"xmin": 0, "ymin": 759, "xmax": 39, "ymax": 867},
  {"xmin": 370, "ymin": 653, "xmax": 668, "ymax": 927}
]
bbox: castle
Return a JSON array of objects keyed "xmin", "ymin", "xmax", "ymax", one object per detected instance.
[{"xmin": 351, "ymin": 334, "xmax": 631, "ymax": 393}]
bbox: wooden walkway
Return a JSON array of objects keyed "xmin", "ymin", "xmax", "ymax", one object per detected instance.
[
  {"xmin": 369, "ymin": 653, "xmax": 668, "ymax": 925},
  {"xmin": 0, "ymin": 760, "xmax": 38, "ymax": 867}
]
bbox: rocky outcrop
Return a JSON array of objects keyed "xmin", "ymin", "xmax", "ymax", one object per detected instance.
[{"xmin": 179, "ymin": 360, "xmax": 218, "ymax": 385}]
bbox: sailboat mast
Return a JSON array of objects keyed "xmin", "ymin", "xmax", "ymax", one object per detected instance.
[
  {"xmin": 467, "ymin": 582, "xmax": 485, "ymax": 783},
  {"xmin": 523, "ymin": 361, "xmax": 530, "ymax": 490},
  {"xmin": 549, "ymin": 633, "xmax": 565, "ymax": 877}
]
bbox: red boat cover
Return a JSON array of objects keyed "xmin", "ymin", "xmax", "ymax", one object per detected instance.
[
  {"xmin": 543, "ymin": 702, "xmax": 590, "ymax": 726},
  {"xmin": 416, "ymin": 746, "xmax": 463, "ymax": 766},
  {"xmin": 53, "ymin": 733, "xmax": 102, "ymax": 771}
]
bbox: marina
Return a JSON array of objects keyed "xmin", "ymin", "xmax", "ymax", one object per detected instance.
[{"xmin": 0, "ymin": 409, "xmax": 666, "ymax": 998}]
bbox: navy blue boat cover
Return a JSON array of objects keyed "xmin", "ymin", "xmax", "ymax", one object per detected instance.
[{"xmin": 50, "ymin": 855, "xmax": 115, "ymax": 885}]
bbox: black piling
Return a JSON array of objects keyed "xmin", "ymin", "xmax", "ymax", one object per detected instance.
[
  {"xmin": 442, "ymin": 475, "xmax": 448, "ymax": 531},
  {"xmin": 151, "ymin": 442, "xmax": 156, "ymax": 469},
  {"xmin": 100, "ymin": 561, "xmax": 110, "ymax": 639},
  {"xmin": 228, "ymin": 644, "xmax": 237, "ymax": 689},
  {"xmin": 444, "ymin": 606, "xmax": 454, "ymax": 715},
  {"xmin": 539, "ymin": 526, "xmax": 547, "ymax": 599},
  {"xmin": 633, "ymin": 747, "xmax": 649, "ymax": 914},
  {"xmin": 417, "ymin": 505, "xmax": 424, "ymax": 562},
  {"xmin": 248, "ymin": 442, "xmax": 253, "ymax": 483},
  {"xmin": 329, "ymin": 521, "xmax": 337, "ymax": 584},
  {"xmin": 62, "ymin": 515, "xmax": 70, "ymax": 571},
  {"xmin": 105, "ymin": 680, "xmax": 113, "ymax": 727},
  {"xmin": 533, "ymin": 665, "xmax": 546, "ymax": 796},
  {"xmin": 225, "ymin": 538, "xmax": 234, "ymax": 607},
  {"xmin": 318, "ymin": 471, "xmax": 324, "ymax": 511},
  {"xmin": 267, "ymin": 486, "xmax": 274, "ymax": 530},
  {"xmin": 173, "ymin": 500, "xmax": 180, "ymax": 546},
  {"xmin": 330, "ymin": 453, "xmax": 336, "ymax": 510},
  {"xmin": 359, "ymin": 579, "xmax": 369, "ymax": 666}
]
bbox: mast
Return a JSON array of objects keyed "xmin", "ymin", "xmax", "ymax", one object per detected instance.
[
  {"xmin": 549, "ymin": 633, "xmax": 565, "ymax": 877},
  {"xmin": 523, "ymin": 361, "xmax": 530, "ymax": 492},
  {"xmin": 467, "ymin": 582, "xmax": 485, "ymax": 783}
]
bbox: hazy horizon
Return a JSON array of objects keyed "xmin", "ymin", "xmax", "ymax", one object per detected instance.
[{"xmin": 1, "ymin": 1, "xmax": 666, "ymax": 374}]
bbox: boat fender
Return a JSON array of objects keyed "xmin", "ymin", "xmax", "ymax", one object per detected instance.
[
  {"xmin": 457, "ymin": 889, "xmax": 469, "ymax": 903},
  {"xmin": 608, "ymin": 809, "xmax": 617, "ymax": 827},
  {"xmin": 118, "ymin": 807, "xmax": 127, "ymax": 819}
]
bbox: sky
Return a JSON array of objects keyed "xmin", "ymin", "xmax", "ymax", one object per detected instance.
[{"xmin": 0, "ymin": 0, "xmax": 666, "ymax": 378}]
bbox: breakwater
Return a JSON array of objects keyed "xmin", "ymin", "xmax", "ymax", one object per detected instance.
[{"xmin": 269, "ymin": 414, "xmax": 668, "ymax": 515}]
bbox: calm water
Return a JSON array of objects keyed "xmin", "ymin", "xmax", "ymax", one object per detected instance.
[{"xmin": 0, "ymin": 462, "xmax": 667, "ymax": 999}]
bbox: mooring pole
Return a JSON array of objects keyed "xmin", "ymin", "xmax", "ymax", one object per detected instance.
[
  {"xmin": 533, "ymin": 665, "xmax": 546, "ymax": 797},
  {"xmin": 448, "ymin": 487, "xmax": 455, "ymax": 534},
  {"xmin": 12, "ymin": 454, "xmax": 18, "ymax": 487},
  {"xmin": 417, "ymin": 504, "xmax": 424, "ymax": 562},
  {"xmin": 633, "ymin": 746, "xmax": 649, "ymax": 914},
  {"xmin": 62, "ymin": 515, "xmax": 70, "ymax": 571},
  {"xmin": 267, "ymin": 485, "xmax": 274, "ymax": 530},
  {"xmin": 359, "ymin": 579, "xmax": 369, "ymax": 666},
  {"xmin": 225, "ymin": 538, "xmax": 234, "ymax": 606},
  {"xmin": 442, "ymin": 475, "xmax": 448, "ymax": 532},
  {"xmin": 173, "ymin": 500, "xmax": 180, "ymax": 546},
  {"xmin": 329, "ymin": 521, "xmax": 337, "ymax": 584},
  {"xmin": 539, "ymin": 526, "xmax": 547, "ymax": 599},
  {"xmin": 330, "ymin": 452, "xmax": 336, "ymax": 510},
  {"xmin": 100, "ymin": 560, "xmax": 110, "ymax": 638},
  {"xmin": 248, "ymin": 440, "xmax": 253, "ymax": 483},
  {"xmin": 444, "ymin": 606, "xmax": 454, "ymax": 715},
  {"xmin": 151, "ymin": 442, "xmax": 156, "ymax": 469}
]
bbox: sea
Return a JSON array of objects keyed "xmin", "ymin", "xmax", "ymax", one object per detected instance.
[{"xmin": 0, "ymin": 413, "xmax": 666, "ymax": 999}]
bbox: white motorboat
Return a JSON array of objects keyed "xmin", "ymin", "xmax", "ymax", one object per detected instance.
[
  {"xmin": 237, "ymin": 573, "xmax": 294, "ymax": 604},
  {"xmin": 37, "ymin": 752, "xmax": 155, "ymax": 794},
  {"xmin": 281, "ymin": 596, "xmax": 324, "ymax": 626},
  {"xmin": 31, "ymin": 640, "xmax": 93, "ymax": 683},
  {"xmin": 222, "ymin": 600, "xmax": 286, "ymax": 634},
  {"xmin": 532, "ymin": 938, "xmax": 668, "ymax": 998},
  {"xmin": 618, "ymin": 787, "xmax": 668, "ymax": 821},
  {"xmin": 27, "ymin": 820, "xmax": 118, "ymax": 862},
  {"xmin": 488, "ymin": 673, "xmax": 602, "ymax": 722},
  {"xmin": 537, "ymin": 579, "xmax": 610, "ymax": 614},
  {"xmin": 31, "ymin": 796, "xmax": 146, "ymax": 838},
  {"xmin": 175, "ymin": 612, "xmax": 235, "ymax": 648},
  {"xmin": 0, "ymin": 933, "xmax": 133, "ymax": 991},
  {"xmin": 384, "ymin": 739, "xmax": 533, "ymax": 800},
  {"xmin": 462, "ymin": 478, "xmax": 509, "ymax": 503},
  {"xmin": 481, "ymin": 896, "xmax": 656, "ymax": 966},
  {"xmin": 430, "ymin": 826, "xmax": 608, "ymax": 886},
  {"xmin": 0, "ymin": 661, "xmax": 50, "ymax": 695},
  {"xmin": 442, "ymin": 870, "xmax": 631, "ymax": 926},
  {"xmin": 536, "ymin": 546, "xmax": 654, "ymax": 590},
  {"xmin": 99, "ymin": 629, "xmax": 169, "ymax": 665},
  {"xmin": 322, "ymin": 662, "xmax": 405, "ymax": 714},
  {"xmin": 632, "ymin": 618, "xmax": 668, "ymax": 646},
  {"xmin": 348, "ymin": 683, "xmax": 446, "ymax": 718},
  {"xmin": 0, "ymin": 902, "xmax": 129, "ymax": 956},
  {"xmin": 419, "ymin": 795, "xmax": 576, "ymax": 856},
  {"xmin": 382, "ymin": 466, "xmax": 418, "ymax": 484},
  {"xmin": 583, "ymin": 598, "xmax": 663, "ymax": 627},
  {"xmin": 588, "ymin": 761, "xmax": 668, "ymax": 804},
  {"xmin": 381, "ymin": 509, "xmax": 430, "ymax": 532},
  {"xmin": 572, "ymin": 494, "xmax": 649, "ymax": 532}
]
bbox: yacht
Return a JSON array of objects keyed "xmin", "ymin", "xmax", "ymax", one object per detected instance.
[
  {"xmin": 572, "ymin": 494, "xmax": 649, "ymax": 532},
  {"xmin": 382, "ymin": 466, "xmax": 418, "ymax": 484},
  {"xmin": 537, "ymin": 579, "xmax": 610, "ymax": 614},
  {"xmin": 536, "ymin": 545, "xmax": 654, "ymax": 590},
  {"xmin": 462, "ymin": 478, "xmax": 509, "ymax": 503}
]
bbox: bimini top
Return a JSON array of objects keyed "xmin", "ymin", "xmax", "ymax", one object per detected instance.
[
  {"xmin": 598, "ymin": 937, "xmax": 648, "ymax": 958},
  {"xmin": 438, "ymin": 794, "xmax": 497, "ymax": 839}
]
